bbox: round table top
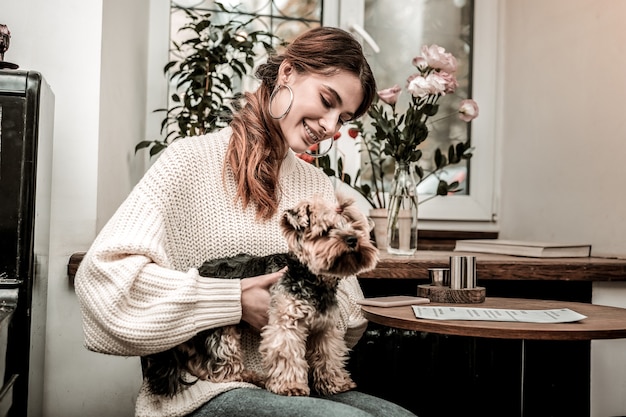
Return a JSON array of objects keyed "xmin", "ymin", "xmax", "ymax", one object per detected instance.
[{"xmin": 360, "ymin": 297, "xmax": 626, "ymax": 340}]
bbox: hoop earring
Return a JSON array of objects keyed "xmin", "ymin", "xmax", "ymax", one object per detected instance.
[
  {"xmin": 268, "ymin": 84, "xmax": 294, "ymax": 120},
  {"xmin": 304, "ymin": 138, "xmax": 334, "ymax": 158}
]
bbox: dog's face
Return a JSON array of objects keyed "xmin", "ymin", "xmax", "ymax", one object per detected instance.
[{"xmin": 280, "ymin": 194, "xmax": 379, "ymax": 277}]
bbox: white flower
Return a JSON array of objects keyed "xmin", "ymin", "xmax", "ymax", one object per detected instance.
[
  {"xmin": 459, "ymin": 99, "xmax": 480, "ymax": 122},
  {"xmin": 407, "ymin": 75, "xmax": 432, "ymax": 98}
]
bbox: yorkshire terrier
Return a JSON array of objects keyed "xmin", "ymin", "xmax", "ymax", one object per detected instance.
[{"xmin": 143, "ymin": 194, "xmax": 379, "ymax": 397}]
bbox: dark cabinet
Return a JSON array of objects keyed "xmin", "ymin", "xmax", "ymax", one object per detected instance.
[{"xmin": 0, "ymin": 70, "xmax": 54, "ymax": 417}]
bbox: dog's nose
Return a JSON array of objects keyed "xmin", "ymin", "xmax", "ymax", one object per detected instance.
[{"xmin": 345, "ymin": 236, "xmax": 358, "ymax": 248}]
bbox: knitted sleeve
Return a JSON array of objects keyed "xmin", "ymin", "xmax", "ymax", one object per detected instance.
[
  {"xmin": 74, "ymin": 137, "xmax": 243, "ymax": 356},
  {"xmin": 336, "ymin": 276, "xmax": 368, "ymax": 348}
]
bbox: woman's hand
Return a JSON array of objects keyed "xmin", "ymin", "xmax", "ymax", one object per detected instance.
[{"xmin": 240, "ymin": 268, "xmax": 286, "ymax": 331}]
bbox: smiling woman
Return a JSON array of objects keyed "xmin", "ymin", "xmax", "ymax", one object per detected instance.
[{"xmin": 75, "ymin": 24, "xmax": 422, "ymax": 417}]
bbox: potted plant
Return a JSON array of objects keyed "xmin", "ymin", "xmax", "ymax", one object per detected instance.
[{"xmin": 136, "ymin": 3, "xmax": 283, "ymax": 157}]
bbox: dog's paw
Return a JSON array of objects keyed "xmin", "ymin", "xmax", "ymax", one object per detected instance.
[
  {"xmin": 314, "ymin": 376, "xmax": 356, "ymax": 396},
  {"xmin": 265, "ymin": 379, "xmax": 310, "ymax": 397}
]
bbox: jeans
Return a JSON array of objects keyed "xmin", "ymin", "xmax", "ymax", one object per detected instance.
[{"xmin": 187, "ymin": 388, "xmax": 417, "ymax": 417}]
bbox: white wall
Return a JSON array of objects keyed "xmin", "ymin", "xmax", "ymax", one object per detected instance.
[
  {"xmin": 3, "ymin": 0, "xmax": 626, "ymax": 415},
  {"xmin": 498, "ymin": 1, "xmax": 626, "ymax": 416},
  {"xmin": 97, "ymin": 0, "xmax": 152, "ymax": 226},
  {"xmin": 499, "ymin": 0, "xmax": 626, "ymax": 259}
]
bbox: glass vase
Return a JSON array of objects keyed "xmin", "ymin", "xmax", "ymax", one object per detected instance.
[{"xmin": 386, "ymin": 161, "xmax": 418, "ymax": 255}]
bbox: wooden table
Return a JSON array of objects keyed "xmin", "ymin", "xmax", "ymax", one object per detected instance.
[
  {"xmin": 361, "ymin": 297, "xmax": 626, "ymax": 341},
  {"xmin": 360, "ymin": 297, "xmax": 626, "ymax": 417}
]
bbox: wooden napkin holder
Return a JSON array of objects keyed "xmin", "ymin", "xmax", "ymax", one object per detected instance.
[{"xmin": 418, "ymin": 284, "xmax": 486, "ymax": 304}]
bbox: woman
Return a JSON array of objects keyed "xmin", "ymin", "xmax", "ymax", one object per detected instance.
[{"xmin": 75, "ymin": 27, "xmax": 417, "ymax": 417}]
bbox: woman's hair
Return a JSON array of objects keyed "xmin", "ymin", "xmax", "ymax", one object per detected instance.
[{"xmin": 227, "ymin": 26, "xmax": 377, "ymax": 221}]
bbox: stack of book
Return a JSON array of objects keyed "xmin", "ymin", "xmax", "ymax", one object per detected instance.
[{"xmin": 453, "ymin": 239, "xmax": 592, "ymax": 258}]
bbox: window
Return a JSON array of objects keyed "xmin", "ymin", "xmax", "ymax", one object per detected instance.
[{"xmin": 149, "ymin": 0, "xmax": 499, "ymax": 230}]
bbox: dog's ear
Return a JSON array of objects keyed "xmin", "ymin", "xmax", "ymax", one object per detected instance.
[
  {"xmin": 333, "ymin": 194, "xmax": 357, "ymax": 218},
  {"xmin": 337, "ymin": 197, "xmax": 371, "ymax": 230},
  {"xmin": 337, "ymin": 199, "xmax": 355, "ymax": 215},
  {"xmin": 335, "ymin": 193, "xmax": 355, "ymax": 209},
  {"xmin": 281, "ymin": 203, "xmax": 311, "ymax": 232}
]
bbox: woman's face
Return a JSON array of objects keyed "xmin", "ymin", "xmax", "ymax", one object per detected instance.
[{"xmin": 272, "ymin": 64, "xmax": 364, "ymax": 154}]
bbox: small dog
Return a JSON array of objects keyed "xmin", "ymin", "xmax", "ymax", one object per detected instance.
[{"xmin": 143, "ymin": 194, "xmax": 379, "ymax": 397}]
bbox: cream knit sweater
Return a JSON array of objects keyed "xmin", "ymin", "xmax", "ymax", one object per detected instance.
[{"xmin": 74, "ymin": 127, "xmax": 369, "ymax": 417}]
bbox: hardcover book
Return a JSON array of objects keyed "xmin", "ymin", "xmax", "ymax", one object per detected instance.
[
  {"xmin": 453, "ymin": 239, "xmax": 591, "ymax": 258},
  {"xmin": 358, "ymin": 296, "xmax": 430, "ymax": 307}
]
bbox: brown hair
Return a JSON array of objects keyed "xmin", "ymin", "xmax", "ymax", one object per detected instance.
[{"xmin": 227, "ymin": 26, "xmax": 377, "ymax": 221}]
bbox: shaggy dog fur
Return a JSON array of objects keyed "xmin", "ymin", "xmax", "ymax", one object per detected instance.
[{"xmin": 143, "ymin": 195, "xmax": 379, "ymax": 397}]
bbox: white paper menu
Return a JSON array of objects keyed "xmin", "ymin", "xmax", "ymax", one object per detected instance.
[{"xmin": 412, "ymin": 306, "xmax": 587, "ymax": 323}]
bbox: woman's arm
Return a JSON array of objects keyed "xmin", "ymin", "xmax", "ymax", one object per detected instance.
[
  {"xmin": 75, "ymin": 233, "xmax": 243, "ymax": 356},
  {"xmin": 74, "ymin": 137, "xmax": 245, "ymax": 357}
]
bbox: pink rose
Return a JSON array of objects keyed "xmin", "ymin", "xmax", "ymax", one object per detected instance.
[
  {"xmin": 438, "ymin": 71, "xmax": 459, "ymax": 94},
  {"xmin": 408, "ymin": 73, "xmax": 447, "ymax": 98},
  {"xmin": 407, "ymin": 75, "xmax": 431, "ymax": 98},
  {"xmin": 406, "ymin": 73, "xmax": 419, "ymax": 85},
  {"xmin": 411, "ymin": 56, "xmax": 428, "ymax": 72},
  {"xmin": 377, "ymin": 85, "xmax": 402, "ymax": 106},
  {"xmin": 425, "ymin": 73, "xmax": 448, "ymax": 96},
  {"xmin": 458, "ymin": 99, "xmax": 479, "ymax": 122},
  {"xmin": 421, "ymin": 44, "xmax": 458, "ymax": 74}
]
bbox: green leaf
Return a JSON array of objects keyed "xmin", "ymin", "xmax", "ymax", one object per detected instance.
[
  {"xmin": 436, "ymin": 180, "xmax": 449, "ymax": 196},
  {"xmin": 414, "ymin": 164, "xmax": 424, "ymax": 179},
  {"xmin": 337, "ymin": 157, "xmax": 344, "ymax": 175},
  {"xmin": 423, "ymin": 103, "xmax": 439, "ymax": 117},
  {"xmin": 434, "ymin": 148, "xmax": 447, "ymax": 169},
  {"xmin": 447, "ymin": 181, "xmax": 461, "ymax": 192},
  {"xmin": 149, "ymin": 142, "xmax": 167, "ymax": 157},
  {"xmin": 322, "ymin": 167, "xmax": 336, "ymax": 177},
  {"xmin": 163, "ymin": 61, "xmax": 177, "ymax": 72},
  {"xmin": 134, "ymin": 140, "xmax": 153, "ymax": 153}
]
